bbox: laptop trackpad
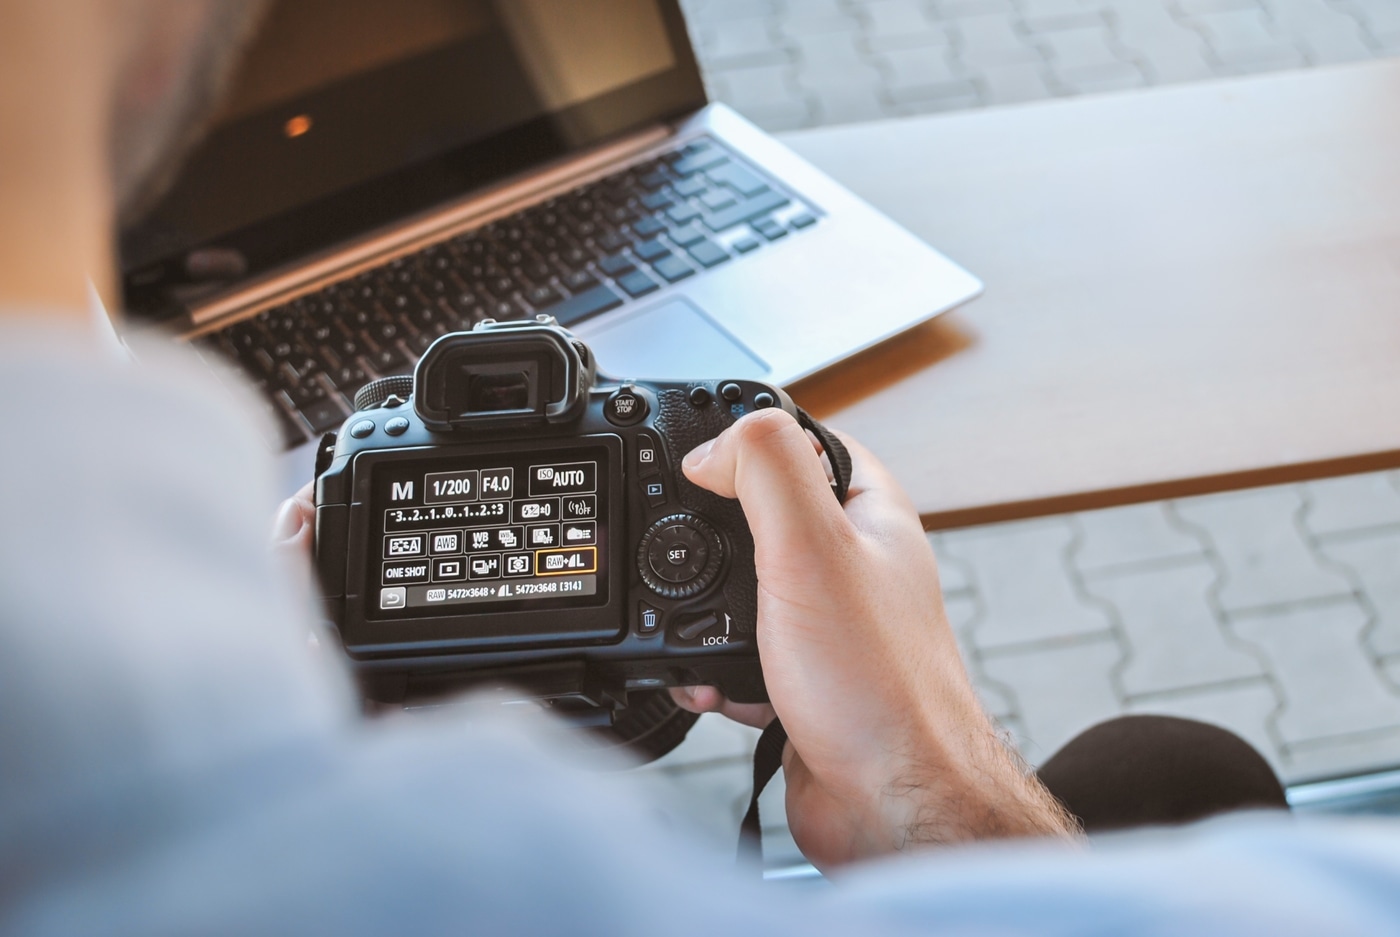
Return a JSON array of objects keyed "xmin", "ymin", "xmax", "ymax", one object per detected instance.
[{"xmin": 581, "ymin": 298, "xmax": 770, "ymax": 381}]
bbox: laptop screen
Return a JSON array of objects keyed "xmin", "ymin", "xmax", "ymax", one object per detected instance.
[{"xmin": 120, "ymin": 0, "xmax": 705, "ymax": 318}]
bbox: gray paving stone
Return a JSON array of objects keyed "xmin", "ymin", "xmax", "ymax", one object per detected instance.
[
  {"xmin": 1284, "ymin": 724, "xmax": 1400, "ymax": 782},
  {"xmin": 1173, "ymin": 486, "xmax": 1354, "ymax": 613},
  {"xmin": 1315, "ymin": 530, "xmax": 1400, "ymax": 658},
  {"xmin": 653, "ymin": 711, "xmax": 762, "ymax": 769},
  {"xmin": 938, "ymin": 518, "xmax": 1115, "ymax": 648},
  {"xmin": 634, "ymin": 757, "xmax": 754, "ymax": 846},
  {"xmin": 700, "ymin": 16, "xmax": 790, "ymax": 69},
  {"xmin": 937, "ymin": 0, "xmax": 1021, "ymax": 16},
  {"xmin": 1341, "ymin": 0, "xmax": 1400, "ymax": 37},
  {"xmin": 880, "ymin": 43, "xmax": 965, "ymax": 91},
  {"xmin": 886, "ymin": 83, "xmax": 985, "ymax": 112},
  {"xmin": 928, "ymin": 532, "xmax": 976, "ymax": 594},
  {"xmin": 1175, "ymin": 0, "xmax": 1261, "ymax": 14},
  {"xmin": 1104, "ymin": 0, "xmax": 1218, "ymax": 80},
  {"xmin": 780, "ymin": 9, "xmax": 865, "ymax": 38},
  {"xmin": 712, "ymin": 60, "xmax": 801, "ymax": 109},
  {"xmin": 1018, "ymin": 0, "xmax": 1107, "ymax": 33},
  {"xmin": 1188, "ymin": 7, "xmax": 1311, "ymax": 69},
  {"xmin": 1212, "ymin": 40, "xmax": 1312, "ymax": 71},
  {"xmin": 795, "ymin": 55, "xmax": 886, "ymax": 90},
  {"xmin": 1035, "ymin": 23, "xmax": 1129, "ymax": 68},
  {"xmin": 981, "ymin": 635, "xmax": 1125, "ymax": 763},
  {"xmin": 1086, "ymin": 561, "xmax": 1266, "ymax": 697},
  {"xmin": 956, "ymin": 12, "xmax": 1045, "ymax": 66},
  {"xmin": 1231, "ymin": 600, "xmax": 1400, "ymax": 745},
  {"xmin": 682, "ymin": 0, "xmax": 781, "ymax": 21},
  {"xmin": 1266, "ymin": 0, "xmax": 1377, "ymax": 63},
  {"xmin": 1056, "ymin": 60, "xmax": 1150, "ymax": 92},
  {"xmin": 862, "ymin": 0, "xmax": 950, "ymax": 45},
  {"xmin": 1126, "ymin": 680, "xmax": 1283, "ymax": 772},
  {"xmin": 1304, "ymin": 471, "xmax": 1400, "ymax": 537},
  {"xmin": 1073, "ymin": 501, "xmax": 1207, "ymax": 574},
  {"xmin": 945, "ymin": 593, "xmax": 1020, "ymax": 720},
  {"xmin": 977, "ymin": 60, "xmax": 1061, "ymax": 101},
  {"xmin": 811, "ymin": 83, "xmax": 892, "ymax": 122}
]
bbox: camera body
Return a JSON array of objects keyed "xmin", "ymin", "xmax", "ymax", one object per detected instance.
[{"xmin": 314, "ymin": 319, "xmax": 796, "ymax": 711}]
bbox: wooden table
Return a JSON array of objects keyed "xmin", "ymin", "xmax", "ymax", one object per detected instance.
[{"xmin": 780, "ymin": 60, "xmax": 1400, "ymax": 531}]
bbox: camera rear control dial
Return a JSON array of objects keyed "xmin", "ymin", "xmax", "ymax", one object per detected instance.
[{"xmin": 638, "ymin": 513, "xmax": 723, "ymax": 599}]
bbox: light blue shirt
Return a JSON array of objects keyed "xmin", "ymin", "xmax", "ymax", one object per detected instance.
[{"xmin": 4, "ymin": 322, "xmax": 1400, "ymax": 936}]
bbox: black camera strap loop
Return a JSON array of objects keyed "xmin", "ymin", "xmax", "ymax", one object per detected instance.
[
  {"xmin": 737, "ymin": 415, "xmax": 849, "ymax": 873},
  {"xmin": 738, "ymin": 717, "xmax": 788, "ymax": 867},
  {"xmin": 795, "ymin": 407, "xmax": 853, "ymax": 505}
]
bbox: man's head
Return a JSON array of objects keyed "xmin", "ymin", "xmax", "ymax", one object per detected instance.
[{"xmin": 109, "ymin": 0, "xmax": 267, "ymax": 225}]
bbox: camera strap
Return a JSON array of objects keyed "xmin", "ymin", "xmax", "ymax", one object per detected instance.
[
  {"xmin": 795, "ymin": 407, "xmax": 853, "ymax": 504},
  {"xmin": 737, "ymin": 716, "xmax": 788, "ymax": 866},
  {"xmin": 737, "ymin": 410, "xmax": 851, "ymax": 872}
]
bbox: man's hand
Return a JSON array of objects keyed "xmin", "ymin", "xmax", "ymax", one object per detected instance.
[
  {"xmin": 271, "ymin": 480, "xmax": 316, "ymax": 558},
  {"xmin": 673, "ymin": 409, "xmax": 1078, "ymax": 868}
]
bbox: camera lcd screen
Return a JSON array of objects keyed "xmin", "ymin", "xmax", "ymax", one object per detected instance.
[{"xmin": 366, "ymin": 446, "xmax": 609, "ymax": 619}]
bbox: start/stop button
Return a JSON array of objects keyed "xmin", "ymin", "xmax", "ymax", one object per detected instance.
[{"xmin": 604, "ymin": 384, "xmax": 648, "ymax": 426}]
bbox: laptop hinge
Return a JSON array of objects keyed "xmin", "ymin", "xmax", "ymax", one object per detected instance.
[{"xmin": 186, "ymin": 122, "xmax": 679, "ymax": 331}]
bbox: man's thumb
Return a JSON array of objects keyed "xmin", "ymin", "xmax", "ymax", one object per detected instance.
[{"xmin": 682, "ymin": 409, "xmax": 850, "ymax": 562}]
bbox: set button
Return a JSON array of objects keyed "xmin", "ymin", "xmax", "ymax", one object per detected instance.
[{"xmin": 637, "ymin": 513, "xmax": 724, "ymax": 599}]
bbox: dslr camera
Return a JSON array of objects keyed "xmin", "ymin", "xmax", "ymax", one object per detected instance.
[{"xmin": 313, "ymin": 318, "xmax": 847, "ymax": 754}]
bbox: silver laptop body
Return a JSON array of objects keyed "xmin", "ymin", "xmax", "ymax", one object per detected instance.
[{"xmin": 118, "ymin": 1, "xmax": 981, "ymax": 485}]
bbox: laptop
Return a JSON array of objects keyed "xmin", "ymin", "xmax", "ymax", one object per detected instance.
[{"xmin": 119, "ymin": 0, "xmax": 982, "ymax": 479}]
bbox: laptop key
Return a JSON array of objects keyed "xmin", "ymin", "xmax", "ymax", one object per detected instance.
[
  {"xmin": 302, "ymin": 398, "xmax": 349, "ymax": 435},
  {"xmin": 672, "ymin": 149, "xmax": 728, "ymax": 177},
  {"xmin": 597, "ymin": 229, "xmax": 629, "ymax": 252},
  {"xmin": 632, "ymin": 215, "xmax": 666, "ymax": 237},
  {"xmin": 732, "ymin": 235, "xmax": 762, "ymax": 254},
  {"xmin": 598, "ymin": 253, "xmax": 636, "ymax": 277},
  {"xmin": 365, "ymin": 343, "xmax": 407, "ymax": 373},
  {"xmin": 639, "ymin": 190, "xmax": 673, "ymax": 211},
  {"xmin": 673, "ymin": 176, "xmax": 708, "ymax": 198},
  {"xmin": 701, "ymin": 189, "xmax": 790, "ymax": 232},
  {"xmin": 616, "ymin": 270, "xmax": 660, "ymax": 298},
  {"xmin": 525, "ymin": 283, "xmax": 561, "ymax": 308},
  {"xmin": 651, "ymin": 255, "xmax": 696, "ymax": 283},
  {"xmin": 790, "ymin": 212, "xmax": 818, "ymax": 228},
  {"xmin": 329, "ymin": 360, "xmax": 369, "ymax": 391},
  {"xmin": 633, "ymin": 238, "xmax": 670, "ymax": 262},
  {"xmin": 753, "ymin": 217, "xmax": 789, "ymax": 240},
  {"xmin": 537, "ymin": 283, "xmax": 626, "ymax": 326},
  {"xmin": 666, "ymin": 203, "xmax": 700, "ymax": 226},
  {"xmin": 561, "ymin": 268, "xmax": 598, "ymax": 291},
  {"xmin": 687, "ymin": 240, "xmax": 731, "ymax": 269},
  {"xmin": 700, "ymin": 189, "xmax": 737, "ymax": 212},
  {"xmin": 708, "ymin": 162, "xmax": 769, "ymax": 198},
  {"xmin": 668, "ymin": 223, "xmax": 707, "ymax": 248}
]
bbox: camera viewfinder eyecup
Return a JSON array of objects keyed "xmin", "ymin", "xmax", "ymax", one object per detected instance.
[{"xmin": 412, "ymin": 319, "xmax": 593, "ymax": 433}]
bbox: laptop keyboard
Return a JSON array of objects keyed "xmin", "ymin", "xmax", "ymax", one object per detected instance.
[{"xmin": 191, "ymin": 136, "xmax": 819, "ymax": 450}]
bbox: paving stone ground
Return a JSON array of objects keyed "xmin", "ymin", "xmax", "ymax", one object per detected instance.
[
  {"xmin": 680, "ymin": 0, "xmax": 1400, "ymax": 130},
  {"xmin": 642, "ymin": 1, "xmax": 1400, "ymax": 861}
]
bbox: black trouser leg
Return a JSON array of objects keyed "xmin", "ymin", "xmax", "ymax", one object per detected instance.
[{"xmin": 1035, "ymin": 715, "xmax": 1288, "ymax": 833}]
